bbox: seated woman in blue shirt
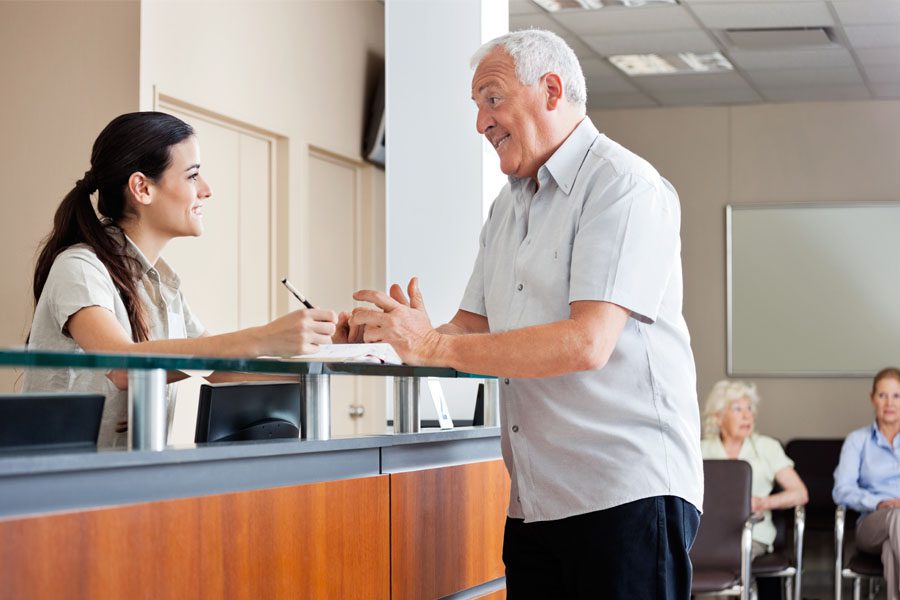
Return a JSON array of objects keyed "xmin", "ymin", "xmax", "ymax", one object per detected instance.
[{"xmin": 834, "ymin": 367, "xmax": 900, "ymax": 600}]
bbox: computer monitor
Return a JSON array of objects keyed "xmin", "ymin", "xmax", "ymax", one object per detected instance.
[
  {"xmin": 399, "ymin": 383, "xmax": 485, "ymax": 429},
  {"xmin": 0, "ymin": 393, "xmax": 104, "ymax": 452},
  {"xmin": 194, "ymin": 382, "xmax": 302, "ymax": 443}
]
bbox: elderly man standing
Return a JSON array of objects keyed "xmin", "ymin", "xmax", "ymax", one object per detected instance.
[{"xmin": 352, "ymin": 29, "xmax": 703, "ymax": 599}]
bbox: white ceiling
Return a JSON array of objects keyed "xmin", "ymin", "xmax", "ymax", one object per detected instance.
[{"xmin": 508, "ymin": 0, "xmax": 900, "ymax": 109}]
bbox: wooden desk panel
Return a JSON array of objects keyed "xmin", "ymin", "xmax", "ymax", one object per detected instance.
[
  {"xmin": 0, "ymin": 475, "xmax": 390, "ymax": 600},
  {"xmin": 390, "ymin": 459, "xmax": 509, "ymax": 600}
]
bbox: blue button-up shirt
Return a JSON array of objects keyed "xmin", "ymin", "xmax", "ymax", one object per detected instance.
[
  {"xmin": 460, "ymin": 117, "xmax": 703, "ymax": 522},
  {"xmin": 833, "ymin": 422, "xmax": 900, "ymax": 515}
]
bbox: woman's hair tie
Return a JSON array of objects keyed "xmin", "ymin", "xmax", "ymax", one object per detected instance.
[{"xmin": 77, "ymin": 169, "xmax": 97, "ymax": 194}]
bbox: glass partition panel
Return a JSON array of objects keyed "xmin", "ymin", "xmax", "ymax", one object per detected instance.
[{"xmin": 1, "ymin": 349, "xmax": 496, "ymax": 454}]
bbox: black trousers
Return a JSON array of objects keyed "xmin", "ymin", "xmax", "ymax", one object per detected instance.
[{"xmin": 503, "ymin": 495, "xmax": 701, "ymax": 600}]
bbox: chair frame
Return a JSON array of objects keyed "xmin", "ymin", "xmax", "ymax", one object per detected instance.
[
  {"xmin": 694, "ymin": 513, "xmax": 762, "ymax": 600},
  {"xmin": 835, "ymin": 505, "xmax": 884, "ymax": 600},
  {"xmin": 753, "ymin": 505, "xmax": 805, "ymax": 600}
]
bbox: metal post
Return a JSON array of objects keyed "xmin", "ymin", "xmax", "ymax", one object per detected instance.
[
  {"xmin": 393, "ymin": 377, "xmax": 420, "ymax": 433},
  {"xmin": 128, "ymin": 368, "xmax": 167, "ymax": 451},
  {"xmin": 836, "ymin": 506, "xmax": 846, "ymax": 600},
  {"xmin": 483, "ymin": 378, "xmax": 501, "ymax": 427},
  {"xmin": 302, "ymin": 374, "xmax": 331, "ymax": 441}
]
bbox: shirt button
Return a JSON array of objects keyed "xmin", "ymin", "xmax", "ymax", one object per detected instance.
[
  {"xmin": 504, "ymin": 378, "xmax": 510, "ymax": 385},
  {"xmin": 516, "ymin": 283, "xmax": 524, "ymax": 291},
  {"xmin": 512, "ymin": 425, "xmax": 519, "ymax": 432},
  {"xmin": 516, "ymin": 496, "xmax": 521, "ymax": 503}
]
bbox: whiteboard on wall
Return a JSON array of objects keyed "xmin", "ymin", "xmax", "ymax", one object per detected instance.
[{"xmin": 727, "ymin": 203, "xmax": 900, "ymax": 377}]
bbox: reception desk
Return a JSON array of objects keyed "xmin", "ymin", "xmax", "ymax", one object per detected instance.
[{"xmin": 0, "ymin": 428, "xmax": 508, "ymax": 599}]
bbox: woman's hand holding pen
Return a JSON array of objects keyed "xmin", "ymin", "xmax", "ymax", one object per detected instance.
[
  {"xmin": 258, "ymin": 309, "xmax": 338, "ymax": 356},
  {"xmin": 277, "ymin": 278, "xmax": 364, "ymax": 347}
]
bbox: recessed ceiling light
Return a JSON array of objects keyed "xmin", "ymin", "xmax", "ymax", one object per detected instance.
[
  {"xmin": 609, "ymin": 52, "xmax": 734, "ymax": 76},
  {"xmin": 533, "ymin": 0, "xmax": 677, "ymax": 12}
]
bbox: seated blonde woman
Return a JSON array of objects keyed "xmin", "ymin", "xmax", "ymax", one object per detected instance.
[{"xmin": 701, "ymin": 380, "xmax": 809, "ymax": 559}]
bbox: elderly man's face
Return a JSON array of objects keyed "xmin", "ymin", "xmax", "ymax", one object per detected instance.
[{"xmin": 471, "ymin": 48, "xmax": 554, "ymax": 181}]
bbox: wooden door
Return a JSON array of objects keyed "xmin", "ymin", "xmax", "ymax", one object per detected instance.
[
  {"xmin": 156, "ymin": 98, "xmax": 276, "ymax": 444},
  {"xmin": 306, "ymin": 149, "xmax": 384, "ymax": 436}
]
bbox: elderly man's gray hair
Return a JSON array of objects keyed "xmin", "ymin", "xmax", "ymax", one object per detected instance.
[{"xmin": 471, "ymin": 29, "xmax": 587, "ymax": 109}]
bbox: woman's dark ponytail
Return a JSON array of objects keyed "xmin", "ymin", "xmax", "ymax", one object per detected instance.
[{"xmin": 31, "ymin": 112, "xmax": 195, "ymax": 343}]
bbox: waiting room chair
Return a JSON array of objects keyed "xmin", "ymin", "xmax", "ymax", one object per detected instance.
[
  {"xmin": 785, "ymin": 439, "xmax": 844, "ymax": 531},
  {"xmin": 691, "ymin": 459, "xmax": 759, "ymax": 600},
  {"xmin": 752, "ymin": 501, "xmax": 805, "ymax": 600},
  {"xmin": 835, "ymin": 505, "xmax": 883, "ymax": 600},
  {"xmin": 781, "ymin": 438, "xmax": 881, "ymax": 600}
]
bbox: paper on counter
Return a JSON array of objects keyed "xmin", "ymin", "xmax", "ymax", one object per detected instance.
[{"xmin": 261, "ymin": 343, "xmax": 402, "ymax": 365}]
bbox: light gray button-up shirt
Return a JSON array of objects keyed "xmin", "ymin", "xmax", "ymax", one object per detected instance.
[
  {"xmin": 461, "ymin": 117, "xmax": 703, "ymax": 522},
  {"xmin": 24, "ymin": 226, "xmax": 205, "ymax": 448}
]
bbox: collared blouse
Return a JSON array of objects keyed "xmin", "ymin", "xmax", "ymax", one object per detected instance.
[
  {"xmin": 834, "ymin": 422, "xmax": 900, "ymax": 517},
  {"xmin": 24, "ymin": 227, "xmax": 204, "ymax": 447}
]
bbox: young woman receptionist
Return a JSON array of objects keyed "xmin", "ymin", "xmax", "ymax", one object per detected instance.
[{"xmin": 24, "ymin": 112, "xmax": 347, "ymax": 447}]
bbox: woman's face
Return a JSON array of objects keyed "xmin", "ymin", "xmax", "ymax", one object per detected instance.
[
  {"xmin": 871, "ymin": 377, "xmax": 900, "ymax": 428},
  {"xmin": 718, "ymin": 396, "xmax": 755, "ymax": 442},
  {"xmin": 144, "ymin": 136, "xmax": 212, "ymax": 239}
]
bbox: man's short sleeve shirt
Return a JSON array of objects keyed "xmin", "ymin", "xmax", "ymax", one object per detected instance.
[{"xmin": 461, "ymin": 117, "xmax": 703, "ymax": 522}]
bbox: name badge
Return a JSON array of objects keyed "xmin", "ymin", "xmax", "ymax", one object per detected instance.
[{"xmin": 168, "ymin": 312, "xmax": 187, "ymax": 339}]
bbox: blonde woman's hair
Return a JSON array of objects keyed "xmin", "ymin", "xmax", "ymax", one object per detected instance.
[
  {"xmin": 873, "ymin": 367, "xmax": 900, "ymax": 394},
  {"xmin": 702, "ymin": 379, "xmax": 760, "ymax": 439}
]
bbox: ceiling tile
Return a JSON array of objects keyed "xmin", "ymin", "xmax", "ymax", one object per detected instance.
[
  {"xmin": 509, "ymin": 13, "xmax": 556, "ymax": 30},
  {"xmin": 864, "ymin": 65, "xmax": 900, "ymax": 83},
  {"xmin": 648, "ymin": 87, "xmax": 762, "ymax": 106},
  {"xmin": 683, "ymin": 0, "xmax": 822, "ymax": 3},
  {"xmin": 509, "ymin": 0, "xmax": 543, "ymax": 16},
  {"xmin": 872, "ymin": 83, "xmax": 900, "ymax": 97},
  {"xmin": 561, "ymin": 34, "xmax": 599, "ymax": 59},
  {"xmin": 855, "ymin": 47, "xmax": 900, "ymax": 67},
  {"xmin": 580, "ymin": 56, "xmax": 621, "ymax": 78},
  {"xmin": 758, "ymin": 84, "xmax": 872, "ymax": 102},
  {"xmin": 844, "ymin": 25, "xmax": 900, "ymax": 48},
  {"xmin": 550, "ymin": 5, "xmax": 698, "ymax": 35},
  {"xmin": 583, "ymin": 58, "xmax": 645, "ymax": 94},
  {"xmin": 587, "ymin": 74, "xmax": 643, "ymax": 94},
  {"xmin": 635, "ymin": 71, "xmax": 751, "ymax": 91},
  {"xmin": 831, "ymin": 1, "xmax": 900, "ymax": 26},
  {"xmin": 746, "ymin": 66, "xmax": 863, "ymax": 87},
  {"xmin": 587, "ymin": 92, "xmax": 658, "ymax": 109},
  {"xmin": 727, "ymin": 47, "xmax": 855, "ymax": 70},
  {"xmin": 582, "ymin": 30, "xmax": 719, "ymax": 55},
  {"xmin": 690, "ymin": 1, "xmax": 833, "ymax": 29}
]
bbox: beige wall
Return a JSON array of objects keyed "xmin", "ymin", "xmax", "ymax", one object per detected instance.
[
  {"xmin": 140, "ymin": 0, "xmax": 385, "ymax": 298},
  {"xmin": 589, "ymin": 100, "xmax": 900, "ymax": 442},
  {"xmin": 0, "ymin": 1, "xmax": 140, "ymax": 390},
  {"xmin": 1, "ymin": 0, "xmax": 383, "ymax": 401}
]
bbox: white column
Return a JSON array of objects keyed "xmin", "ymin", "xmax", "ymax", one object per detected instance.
[{"xmin": 385, "ymin": 0, "xmax": 507, "ymax": 421}]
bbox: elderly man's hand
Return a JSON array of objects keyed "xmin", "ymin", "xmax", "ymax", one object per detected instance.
[
  {"xmin": 351, "ymin": 277, "xmax": 443, "ymax": 365},
  {"xmin": 332, "ymin": 311, "xmax": 366, "ymax": 344}
]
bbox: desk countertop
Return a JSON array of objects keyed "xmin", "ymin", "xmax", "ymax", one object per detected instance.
[{"xmin": 0, "ymin": 427, "xmax": 502, "ymax": 519}]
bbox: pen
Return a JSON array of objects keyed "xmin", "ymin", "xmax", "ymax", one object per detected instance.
[{"xmin": 280, "ymin": 277, "xmax": 315, "ymax": 309}]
